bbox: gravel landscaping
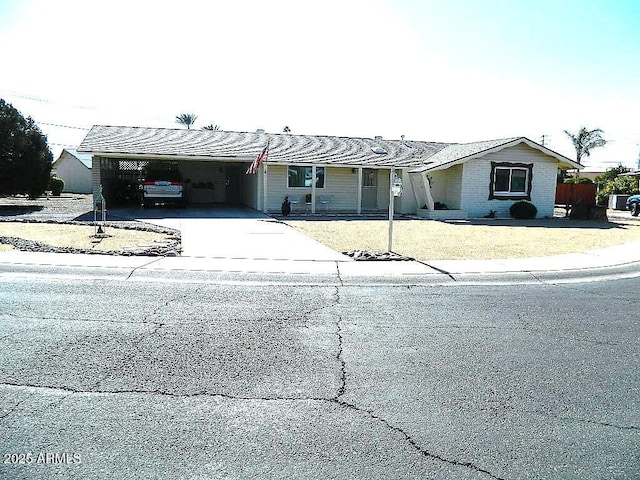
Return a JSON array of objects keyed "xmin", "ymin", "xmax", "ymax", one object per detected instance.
[{"xmin": 0, "ymin": 194, "xmax": 181, "ymax": 256}]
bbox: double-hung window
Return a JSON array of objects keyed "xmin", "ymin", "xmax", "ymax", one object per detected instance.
[
  {"xmin": 489, "ymin": 162, "xmax": 533, "ymax": 200},
  {"xmin": 288, "ymin": 166, "xmax": 325, "ymax": 188}
]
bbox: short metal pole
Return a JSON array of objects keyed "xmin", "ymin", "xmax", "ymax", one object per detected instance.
[{"xmin": 388, "ymin": 168, "xmax": 394, "ymax": 252}]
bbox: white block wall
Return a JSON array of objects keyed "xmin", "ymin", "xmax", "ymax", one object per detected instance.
[{"xmin": 460, "ymin": 144, "xmax": 559, "ymax": 218}]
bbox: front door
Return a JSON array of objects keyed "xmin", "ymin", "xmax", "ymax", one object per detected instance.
[{"xmin": 361, "ymin": 169, "xmax": 378, "ymax": 209}]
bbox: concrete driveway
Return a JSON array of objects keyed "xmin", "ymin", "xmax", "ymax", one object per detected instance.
[{"xmin": 109, "ymin": 205, "xmax": 349, "ymax": 261}]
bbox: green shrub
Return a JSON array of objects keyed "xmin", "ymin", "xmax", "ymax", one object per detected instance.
[
  {"xmin": 596, "ymin": 175, "xmax": 638, "ymax": 205},
  {"xmin": 49, "ymin": 177, "xmax": 64, "ymax": 196},
  {"xmin": 509, "ymin": 200, "xmax": 537, "ymax": 219}
]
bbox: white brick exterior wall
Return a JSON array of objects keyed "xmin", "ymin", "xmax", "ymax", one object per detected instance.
[{"xmin": 460, "ymin": 144, "xmax": 558, "ymax": 218}]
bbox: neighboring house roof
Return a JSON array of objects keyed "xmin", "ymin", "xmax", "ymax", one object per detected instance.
[
  {"xmin": 53, "ymin": 148, "xmax": 93, "ymax": 169},
  {"xmin": 408, "ymin": 137, "xmax": 581, "ymax": 173},
  {"xmin": 78, "ymin": 126, "xmax": 581, "ymax": 170}
]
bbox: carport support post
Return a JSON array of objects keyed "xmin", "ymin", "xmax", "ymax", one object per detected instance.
[
  {"xmin": 262, "ymin": 162, "xmax": 268, "ymax": 213},
  {"xmin": 311, "ymin": 165, "xmax": 317, "ymax": 214},
  {"xmin": 388, "ymin": 167, "xmax": 395, "ymax": 252},
  {"xmin": 357, "ymin": 167, "xmax": 363, "ymax": 214}
]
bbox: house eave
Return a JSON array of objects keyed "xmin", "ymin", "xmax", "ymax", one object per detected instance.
[{"xmin": 78, "ymin": 151, "xmax": 255, "ymax": 162}]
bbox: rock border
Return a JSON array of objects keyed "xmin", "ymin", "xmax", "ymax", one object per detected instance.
[
  {"xmin": 0, "ymin": 218, "xmax": 181, "ymax": 257},
  {"xmin": 342, "ymin": 250, "xmax": 414, "ymax": 261}
]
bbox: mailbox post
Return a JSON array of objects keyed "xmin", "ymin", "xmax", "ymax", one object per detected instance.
[{"xmin": 388, "ymin": 168, "xmax": 403, "ymax": 252}]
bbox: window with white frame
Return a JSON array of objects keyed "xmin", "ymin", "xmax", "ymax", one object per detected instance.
[
  {"xmin": 489, "ymin": 162, "xmax": 533, "ymax": 200},
  {"xmin": 287, "ymin": 166, "xmax": 325, "ymax": 188}
]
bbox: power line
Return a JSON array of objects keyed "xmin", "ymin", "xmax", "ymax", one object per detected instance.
[
  {"xmin": 39, "ymin": 121, "xmax": 90, "ymax": 131},
  {"xmin": 0, "ymin": 89, "xmax": 99, "ymax": 111}
]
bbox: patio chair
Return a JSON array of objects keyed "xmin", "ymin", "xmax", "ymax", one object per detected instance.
[{"xmin": 318, "ymin": 195, "xmax": 332, "ymax": 212}]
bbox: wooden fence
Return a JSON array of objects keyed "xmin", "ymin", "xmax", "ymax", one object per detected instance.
[{"xmin": 555, "ymin": 183, "xmax": 597, "ymax": 206}]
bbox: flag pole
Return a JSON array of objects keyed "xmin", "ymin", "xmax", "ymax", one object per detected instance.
[{"xmin": 262, "ymin": 140, "xmax": 269, "ymax": 213}]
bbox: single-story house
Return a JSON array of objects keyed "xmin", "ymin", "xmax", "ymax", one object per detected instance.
[
  {"xmin": 51, "ymin": 148, "xmax": 93, "ymax": 193},
  {"xmin": 78, "ymin": 126, "xmax": 581, "ymax": 218}
]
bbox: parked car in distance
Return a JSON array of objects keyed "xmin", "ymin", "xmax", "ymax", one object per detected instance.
[
  {"xmin": 625, "ymin": 194, "xmax": 640, "ymax": 216},
  {"xmin": 142, "ymin": 170, "xmax": 185, "ymax": 208}
]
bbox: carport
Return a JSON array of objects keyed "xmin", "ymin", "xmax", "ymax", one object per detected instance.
[{"xmin": 96, "ymin": 157, "xmax": 255, "ymax": 208}]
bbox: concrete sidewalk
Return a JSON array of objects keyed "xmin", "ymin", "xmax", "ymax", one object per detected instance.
[{"xmin": 2, "ymin": 239, "xmax": 640, "ymax": 278}]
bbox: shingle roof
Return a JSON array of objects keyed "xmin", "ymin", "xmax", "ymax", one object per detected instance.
[
  {"xmin": 407, "ymin": 138, "xmax": 521, "ymax": 173},
  {"xmin": 78, "ymin": 126, "xmax": 450, "ymax": 168},
  {"xmin": 78, "ymin": 126, "xmax": 579, "ymax": 170},
  {"xmin": 408, "ymin": 137, "xmax": 580, "ymax": 172}
]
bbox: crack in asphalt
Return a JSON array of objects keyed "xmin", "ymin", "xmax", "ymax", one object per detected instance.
[
  {"xmin": 332, "ymin": 286, "xmax": 347, "ymax": 400},
  {"xmin": 0, "ymin": 381, "xmax": 503, "ymax": 478},
  {"xmin": 532, "ymin": 410, "xmax": 640, "ymax": 431},
  {"xmin": 335, "ymin": 261, "xmax": 344, "ymax": 286},
  {"xmin": 2, "ymin": 313, "xmax": 163, "ymax": 327},
  {"xmin": 0, "ymin": 392, "xmax": 35, "ymax": 423},
  {"xmin": 333, "ymin": 399, "xmax": 505, "ymax": 479},
  {"xmin": 0, "ymin": 382, "xmax": 329, "ymax": 401}
]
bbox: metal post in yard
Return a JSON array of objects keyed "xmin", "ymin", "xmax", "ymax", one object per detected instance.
[{"xmin": 388, "ymin": 168, "xmax": 395, "ymax": 252}]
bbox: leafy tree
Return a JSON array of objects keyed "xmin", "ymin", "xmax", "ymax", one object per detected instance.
[
  {"xmin": 564, "ymin": 126, "xmax": 607, "ymax": 165},
  {"xmin": 594, "ymin": 164, "xmax": 630, "ymax": 184},
  {"xmin": 175, "ymin": 113, "xmax": 198, "ymax": 129},
  {"xmin": 0, "ymin": 99, "xmax": 52, "ymax": 198},
  {"xmin": 202, "ymin": 124, "xmax": 221, "ymax": 131}
]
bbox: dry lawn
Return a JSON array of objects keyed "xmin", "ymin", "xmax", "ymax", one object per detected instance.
[
  {"xmin": 286, "ymin": 218, "xmax": 640, "ymax": 260},
  {"xmin": 0, "ymin": 223, "xmax": 173, "ymax": 252}
]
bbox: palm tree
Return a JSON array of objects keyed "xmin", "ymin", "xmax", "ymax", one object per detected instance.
[
  {"xmin": 175, "ymin": 113, "xmax": 198, "ymax": 129},
  {"xmin": 563, "ymin": 126, "xmax": 607, "ymax": 165},
  {"xmin": 202, "ymin": 124, "xmax": 221, "ymax": 131}
]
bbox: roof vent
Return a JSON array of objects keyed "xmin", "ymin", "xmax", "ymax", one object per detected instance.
[
  {"xmin": 371, "ymin": 146, "xmax": 387, "ymax": 154},
  {"xmin": 256, "ymin": 129, "xmax": 265, "ymax": 134}
]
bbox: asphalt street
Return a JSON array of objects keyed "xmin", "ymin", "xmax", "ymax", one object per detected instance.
[{"xmin": 0, "ymin": 268, "xmax": 638, "ymax": 479}]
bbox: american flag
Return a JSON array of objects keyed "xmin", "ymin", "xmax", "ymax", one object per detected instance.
[{"xmin": 246, "ymin": 143, "xmax": 269, "ymax": 174}]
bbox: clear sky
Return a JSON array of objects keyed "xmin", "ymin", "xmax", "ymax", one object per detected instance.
[{"xmin": 1, "ymin": 0, "xmax": 638, "ymax": 170}]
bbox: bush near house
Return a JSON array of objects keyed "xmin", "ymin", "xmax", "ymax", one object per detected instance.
[
  {"xmin": 49, "ymin": 177, "xmax": 65, "ymax": 196},
  {"xmin": 510, "ymin": 201, "xmax": 537, "ymax": 219}
]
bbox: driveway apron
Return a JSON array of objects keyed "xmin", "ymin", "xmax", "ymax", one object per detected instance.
[
  {"xmin": 125, "ymin": 207, "xmax": 347, "ymax": 261},
  {"xmin": 179, "ymin": 218, "xmax": 347, "ymax": 260}
]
